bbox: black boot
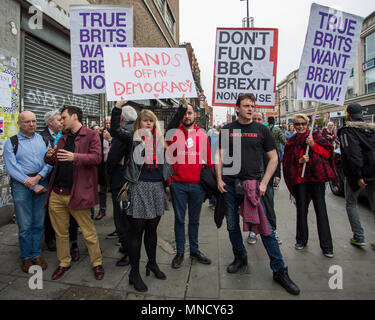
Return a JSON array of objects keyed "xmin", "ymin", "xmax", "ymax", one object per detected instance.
[
  {"xmin": 116, "ymin": 255, "xmax": 130, "ymax": 267},
  {"xmin": 129, "ymin": 270, "xmax": 148, "ymax": 292},
  {"xmin": 227, "ymin": 255, "xmax": 248, "ymax": 273},
  {"xmin": 171, "ymin": 253, "xmax": 184, "ymax": 269},
  {"xmin": 146, "ymin": 262, "xmax": 166, "ymax": 280},
  {"xmin": 273, "ymin": 267, "xmax": 300, "ymax": 295}
]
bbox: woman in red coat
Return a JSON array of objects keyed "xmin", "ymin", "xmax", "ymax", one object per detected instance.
[{"xmin": 283, "ymin": 114, "xmax": 337, "ymax": 258}]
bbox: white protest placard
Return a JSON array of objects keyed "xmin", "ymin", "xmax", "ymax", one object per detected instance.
[
  {"xmin": 212, "ymin": 28, "xmax": 278, "ymax": 108},
  {"xmin": 296, "ymin": 3, "xmax": 364, "ymax": 105},
  {"xmin": 70, "ymin": 5, "xmax": 133, "ymax": 94},
  {"xmin": 103, "ymin": 47, "xmax": 198, "ymax": 101}
]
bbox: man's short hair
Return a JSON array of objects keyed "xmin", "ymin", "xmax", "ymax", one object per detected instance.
[
  {"xmin": 44, "ymin": 109, "xmax": 60, "ymax": 126},
  {"xmin": 121, "ymin": 105, "xmax": 138, "ymax": 122},
  {"xmin": 268, "ymin": 116, "xmax": 275, "ymax": 124},
  {"xmin": 236, "ymin": 93, "xmax": 256, "ymax": 107},
  {"xmin": 60, "ymin": 106, "xmax": 83, "ymax": 123}
]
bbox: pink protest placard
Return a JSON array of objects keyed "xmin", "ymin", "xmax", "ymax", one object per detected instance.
[{"xmin": 103, "ymin": 47, "xmax": 198, "ymax": 101}]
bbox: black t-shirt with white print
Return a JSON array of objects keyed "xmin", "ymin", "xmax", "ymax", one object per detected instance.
[{"xmin": 219, "ymin": 120, "xmax": 276, "ymax": 185}]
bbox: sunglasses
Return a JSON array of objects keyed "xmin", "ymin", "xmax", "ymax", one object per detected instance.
[{"xmin": 294, "ymin": 122, "xmax": 307, "ymax": 127}]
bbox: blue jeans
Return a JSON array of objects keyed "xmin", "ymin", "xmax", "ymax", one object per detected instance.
[
  {"xmin": 224, "ymin": 184, "xmax": 285, "ymax": 272},
  {"xmin": 11, "ymin": 180, "xmax": 47, "ymax": 260},
  {"xmin": 170, "ymin": 182, "xmax": 206, "ymax": 254}
]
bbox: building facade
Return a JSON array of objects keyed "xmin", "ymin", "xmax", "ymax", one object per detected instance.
[{"xmin": 278, "ymin": 11, "xmax": 375, "ymax": 127}]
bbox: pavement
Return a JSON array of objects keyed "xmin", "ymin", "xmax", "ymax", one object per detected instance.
[{"xmin": 0, "ymin": 181, "xmax": 374, "ymax": 300}]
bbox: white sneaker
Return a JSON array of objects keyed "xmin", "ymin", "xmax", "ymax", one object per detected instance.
[
  {"xmin": 275, "ymin": 232, "xmax": 282, "ymax": 245},
  {"xmin": 247, "ymin": 232, "xmax": 257, "ymax": 245}
]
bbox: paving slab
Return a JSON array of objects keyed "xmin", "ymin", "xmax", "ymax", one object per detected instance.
[
  {"xmin": 0, "ymin": 277, "xmax": 70, "ymax": 300},
  {"xmin": 117, "ymin": 261, "xmax": 189, "ymax": 299},
  {"xmin": 58, "ymin": 256, "xmax": 129, "ymax": 290},
  {"xmin": 186, "ymin": 264, "xmax": 219, "ymax": 299}
]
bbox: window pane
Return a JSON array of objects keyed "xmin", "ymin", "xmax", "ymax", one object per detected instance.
[
  {"xmin": 365, "ymin": 32, "xmax": 375, "ymax": 61},
  {"xmin": 165, "ymin": 6, "xmax": 174, "ymax": 34},
  {"xmin": 365, "ymin": 68, "xmax": 375, "ymax": 94},
  {"xmin": 155, "ymin": 0, "xmax": 164, "ymax": 13}
]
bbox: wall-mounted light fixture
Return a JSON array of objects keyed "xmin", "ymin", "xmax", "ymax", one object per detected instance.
[{"xmin": 9, "ymin": 21, "xmax": 18, "ymax": 35}]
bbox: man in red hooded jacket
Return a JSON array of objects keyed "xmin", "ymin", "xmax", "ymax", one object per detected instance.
[{"xmin": 166, "ymin": 97, "xmax": 213, "ymax": 269}]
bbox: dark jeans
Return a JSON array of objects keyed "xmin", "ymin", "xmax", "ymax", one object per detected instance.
[
  {"xmin": 170, "ymin": 182, "xmax": 206, "ymax": 254},
  {"xmin": 111, "ymin": 188, "xmax": 130, "ymax": 255},
  {"xmin": 293, "ymin": 182, "xmax": 333, "ymax": 252},
  {"xmin": 224, "ymin": 184, "xmax": 285, "ymax": 272}
]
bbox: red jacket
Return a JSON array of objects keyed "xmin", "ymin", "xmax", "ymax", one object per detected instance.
[
  {"xmin": 44, "ymin": 125, "xmax": 101, "ymax": 210},
  {"xmin": 167, "ymin": 123, "xmax": 213, "ymax": 184}
]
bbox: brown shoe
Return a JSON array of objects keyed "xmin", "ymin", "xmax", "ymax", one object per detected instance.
[
  {"xmin": 21, "ymin": 259, "xmax": 33, "ymax": 273},
  {"xmin": 93, "ymin": 265, "xmax": 105, "ymax": 280},
  {"xmin": 32, "ymin": 256, "xmax": 48, "ymax": 270},
  {"xmin": 94, "ymin": 210, "xmax": 106, "ymax": 220},
  {"xmin": 51, "ymin": 266, "xmax": 71, "ymax": 280}
]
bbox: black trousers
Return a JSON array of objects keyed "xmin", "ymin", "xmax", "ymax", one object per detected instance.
[
  {"xmin": 263, "ymin": 182, "xmax": 277, "ymax": 230},
  {"xmin": 293, "ymin": 182, "xmax": 333, "ymax": 252},
  {"xmin": 111, "ymin": 188, "xmax": 130, "ymax": 255},
  {"xmin": 44, "ymin": 208, "xmax": 55, "ymax": 243}
]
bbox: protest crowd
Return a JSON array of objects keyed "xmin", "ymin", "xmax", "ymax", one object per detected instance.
[
  {"xmin": 3, "ymin": 92, "xmax": 375, "ymax": 296},
  {"xmin": 1, "ymin": 2, "xmax": 375, "ymax": 300}
]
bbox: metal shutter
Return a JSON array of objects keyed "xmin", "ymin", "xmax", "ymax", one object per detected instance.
[{"xmin": 22, "ymin": 34, "xmax": 101, "ymax": 129}]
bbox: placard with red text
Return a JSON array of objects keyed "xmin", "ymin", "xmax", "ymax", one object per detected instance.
[{"xmin": 103, "ymin": 47, "xmax": 198, "ymax": 101}]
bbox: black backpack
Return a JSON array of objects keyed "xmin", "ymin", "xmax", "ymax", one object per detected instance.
[{"xmin": 10, "ymin": 134, "xmax": 49, "ymax": 155}]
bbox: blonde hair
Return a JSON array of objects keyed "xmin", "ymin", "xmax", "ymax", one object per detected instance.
[
  {"xmin": 133, "ymin": 109, "xmax": 166, "ymax": 146},
  {"xmin": 293, "ymin": 114, "xmax": 309, "ymax": 124}
]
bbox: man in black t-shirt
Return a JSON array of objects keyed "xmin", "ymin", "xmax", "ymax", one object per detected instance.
[{"xmin": 215, "ymin": 93, "xmax": 300, "ymax": 296}]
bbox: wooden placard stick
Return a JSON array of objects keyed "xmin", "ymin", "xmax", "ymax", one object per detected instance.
[{"xmin": 301, "ymin": 104, "xmax": 318, "ymax": 178}]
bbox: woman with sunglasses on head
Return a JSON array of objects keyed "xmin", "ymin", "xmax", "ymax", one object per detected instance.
[{"xmin": 283, "ymin": 114, "xmax": 338, "ymax": 258}]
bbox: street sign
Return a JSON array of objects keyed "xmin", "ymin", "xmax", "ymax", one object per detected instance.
[{"xmin": 199, "ymin": 94, "xmax": 206, "ymax": 101}]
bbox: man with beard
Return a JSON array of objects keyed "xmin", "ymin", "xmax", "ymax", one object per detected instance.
[{"xmin": 167, "ymin": 97, "xmax": 213, "ymax": 269}]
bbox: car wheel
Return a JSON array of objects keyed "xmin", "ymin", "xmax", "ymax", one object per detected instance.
[{"xmin": 329, "ymin": 178, "xmax": 344, "ymax": 196}]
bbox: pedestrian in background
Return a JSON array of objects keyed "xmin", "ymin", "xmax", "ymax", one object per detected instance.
[
  {"xmin": 338, "ymin": 103, "xmax": 375, "ymax": 248},
  {"xmin": 268, "ymin": 116, "xmax": 286, "ymax": 161},
  {"xmin": 285, "ymin": 123, "xmax": 295, "ymax": 141},
  {"xmin": 321, "ymin": 122, "xmax": 336, "ymax": 145},
  {"xmin": 41, "ymin": 109, "xmax": 62, "ymax": 252},
  {"xmin": 106, "ymin": 105, "xmax": 138, "ymax": 267},
  {"xmin": 283, "ymin": 114, "xmax": 337, "ymax": 258}
]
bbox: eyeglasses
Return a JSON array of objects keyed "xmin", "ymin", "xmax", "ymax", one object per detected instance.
[{"xmin": 293, "ymin": 122, "xmax": 307, "ymax": 127}]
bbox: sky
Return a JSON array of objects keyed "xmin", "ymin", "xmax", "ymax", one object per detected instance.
[{"xmin": 179, "ymin": 0, "xmax": 374, "ymax": 125}]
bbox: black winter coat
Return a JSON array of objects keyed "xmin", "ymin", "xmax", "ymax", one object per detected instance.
[{"xmin": 338, "ymin": 121, "xmax": 375, "ymax": 191}]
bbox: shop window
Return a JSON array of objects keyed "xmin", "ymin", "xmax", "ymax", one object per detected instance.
[
  {"xmin": 365, "ymin": 68, "xmax": 375, "ymax": 94},
  {"xmin": 365, "ymin": 32, "xmax": 375, "ymax": 61}
]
